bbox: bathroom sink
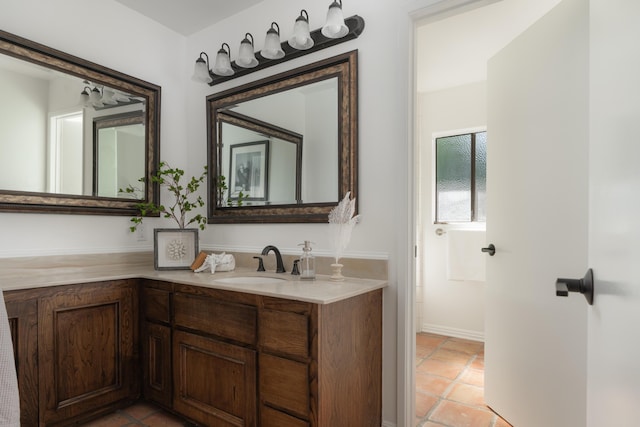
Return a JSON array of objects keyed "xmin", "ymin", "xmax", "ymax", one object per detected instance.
[{"xmin": 215, "ymin": 276, "xmax": 287, "ymax": 285}]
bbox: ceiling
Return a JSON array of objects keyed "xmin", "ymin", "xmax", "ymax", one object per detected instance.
[
  {"xmin": 113, "ymin": 0, "xmax": 263, "ymax": 36},
  {"xmin": 416, "ymin": 0, "xmax": 562, "ymax": 93}
]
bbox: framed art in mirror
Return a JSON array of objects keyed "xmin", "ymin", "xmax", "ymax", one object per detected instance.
[
  {"xmin": 0, "ymin": 29, "xmax": 160, "ymax": 215},
  {"xmin": 228, "ymin": 140, "xmax": 269, "ymax": 204},
  {"xmin": 207, "ymin": 50, "xmax": 358, "ymax": 223}
]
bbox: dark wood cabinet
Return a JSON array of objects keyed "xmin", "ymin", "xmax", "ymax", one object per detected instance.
[
  {"xmin": 4, "ymin": 291, "xmax": 38, "ymax": 427},
  {"xmin": 4, "ymin": 276, "xmax": 382, "ymax": 427},
  {"xmin": 38, "ymin": 280, "xmax": 139, "ymax": 425},
  {"xmin": 258, "ymin": 290, "xmax": 383, "ymax": 427},
  {"xmin": 141, "ymin": 283, "xmax": 172, "ymax": 408}
]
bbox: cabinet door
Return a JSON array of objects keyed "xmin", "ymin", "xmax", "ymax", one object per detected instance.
[
  {"xmin": 4, "ymin": 294, "xmax": 38, "ymax": 427},
  {"xmin": 38, "ymin": 281, "xmax": 139, "ymax": 425},
  {"xmin": 173, "ymin": 330, "xmax": 256, "ymax": 427},
  {"xmin": 142, "ymin": 322, "xmax": 172, "ymax": 408}
]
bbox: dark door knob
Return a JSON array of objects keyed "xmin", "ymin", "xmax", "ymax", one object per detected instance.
[
  {"xmin": 481, "ymin": 244, "xmax": 496, "ymax": 256},
  {"xmin": 556, "ymin": 268, "xmax": 594, "ymax": 305}
]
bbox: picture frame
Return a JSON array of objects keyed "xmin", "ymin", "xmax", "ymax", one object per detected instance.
[
  {"xmin": 229, "ymin": 140, "xmax": 269, "ymax": 202},
  {"xmin": 154, "ymin": 228, "xmax": 199, "ymax": 270}
]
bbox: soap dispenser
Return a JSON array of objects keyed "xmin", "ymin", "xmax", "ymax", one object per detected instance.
[{"xmin": 298, "ymin": 241, "xmax": 316, "ymax": 280}]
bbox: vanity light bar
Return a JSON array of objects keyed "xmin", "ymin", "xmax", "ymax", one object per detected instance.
[{"xmin": 203, "ymin": 15, "xmax": 364, "ymax": 87}]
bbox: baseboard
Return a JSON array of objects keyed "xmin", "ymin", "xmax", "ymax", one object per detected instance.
[
  {"xmin": 382, "ymin": 421, "xmax": 396, "ymax": 427},
  {"xmin": 421, "ymin": 323, "xmax": 484, "ymax": 342}
]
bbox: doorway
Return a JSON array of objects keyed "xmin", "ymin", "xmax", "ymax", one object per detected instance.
[
  {"xmin": 414, "ymin": 0, "xmax": 562, "ymax": 341},
  {"xmin": 412, "ymin": 0, "xmax": 561, "ymax": 423},
  {"xmin": 48, "ymin": 110, "xmax": 83, "ymax": 195}
]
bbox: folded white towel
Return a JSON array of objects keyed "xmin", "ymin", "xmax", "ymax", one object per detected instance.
[
  {"xmin": 0, "ymin": 291, "xmax": 20, "ymax": 426},
  {"xmin": 446, "ymin": 229, "xmax": 486, "ymax": 282}
]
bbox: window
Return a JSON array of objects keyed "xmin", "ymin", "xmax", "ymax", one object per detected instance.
[{"xmin": 435, "ymin": 131, "xmax": 486, "ymax": 223}]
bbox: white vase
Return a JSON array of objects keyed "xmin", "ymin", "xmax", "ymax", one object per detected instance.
[{"xmin": 330, "ymin": 263, "xmax": 344, "ymax": 281}]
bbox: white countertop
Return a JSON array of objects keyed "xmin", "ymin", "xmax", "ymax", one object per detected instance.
[{"xmin": 0, "ymin": 253, "xmax": 387, "ymax": 305}]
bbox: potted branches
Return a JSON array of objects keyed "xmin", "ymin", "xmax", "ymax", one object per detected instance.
[{"xmin": 122, "ymin": 161, "xmax": 207, "ymax": 270}]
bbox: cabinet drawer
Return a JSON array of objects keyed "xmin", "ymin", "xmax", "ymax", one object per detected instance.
[
  {"xmin": 259, "ymin": 309, "xmax": 308, "ymax": 359},
  {"xmin": 174, "ymin": 292, "xmax": 257, "ymax": 345},
  {"xmin": 261, "ymin": 405, "xmax": 309, "ymax": 427},
  {"xmin": 259, "ymin": 353, "xmax": 309, "ymax": 419},
  {"xmin": 143, "ymin": 287, "xmax": 171, "ymax": 324}
]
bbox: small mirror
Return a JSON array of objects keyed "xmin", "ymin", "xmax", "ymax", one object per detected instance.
[
  {"xmin": 207, "ymin": 50, "xmax": 358, "ymax": 223},
  {"xmin": 0, "ymin": 29, "xmax": 160, "ymax": 215}
]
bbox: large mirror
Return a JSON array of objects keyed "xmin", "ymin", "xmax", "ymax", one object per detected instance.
[
  {"xmin": 0, "ymin": 29, "xmax": 160, "ymax": 215},
  {"xmin": 207, "ymin": 50, "xmax": 358, "ymax": 223}
]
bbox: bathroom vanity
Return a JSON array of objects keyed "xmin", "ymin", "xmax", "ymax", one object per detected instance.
[{"xmin": 1, "ymin": 253, "xmax": 386, "ymax": 427}]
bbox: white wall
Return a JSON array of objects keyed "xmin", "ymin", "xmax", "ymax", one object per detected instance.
[
  {"xmin": 269, "ymin": 139, "xmax": 297, "ymax": 203},
  {"xmin": 303, "ymin": 84, "xmax": 338, "ymax": 203},
  {"xmin": 0, "ymin": 69, "xmax": 48, "ymax": 192},
  {"xmin": 417, "ymin": 82, "xmax": 487, "ymax": 340},
  {"xmin": 588, "ymin": 0, "xmax": 640, "ymax": 425}
]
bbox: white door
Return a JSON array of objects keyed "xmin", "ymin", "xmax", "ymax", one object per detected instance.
[{"xmin": 485, "ymin": 0, "xmax": 589, "ymax": 425}]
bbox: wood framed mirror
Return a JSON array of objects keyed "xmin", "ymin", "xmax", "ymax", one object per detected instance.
[
  {"xmin": 0, "ymin": 29, "xmax": 160, "ymax": 215},
  {"xmin": 207, "ymin": 50, "xmax": 358, "ymax": 223}
]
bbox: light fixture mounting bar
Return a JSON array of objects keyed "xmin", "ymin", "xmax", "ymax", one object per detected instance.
[{"xmin": 208, "ymin": 15, "xmax": 364, "ymax": 86}]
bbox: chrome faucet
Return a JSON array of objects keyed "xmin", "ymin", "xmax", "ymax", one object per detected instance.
[{"xmin": 261, "ymin": 245, "xmax": 286, "ymax": 273}]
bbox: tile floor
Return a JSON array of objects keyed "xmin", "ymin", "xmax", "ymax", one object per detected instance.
[
  {"xmin": 81, "ymin": 333, "xmax": 510, "ymax": 426},
  {"xmin": 79, "ymin": 401, "xmax": 187, "ymax": 427},
  {"xmin": 416, "ymin": 332, "xmax": 511, "ymax": 427}
]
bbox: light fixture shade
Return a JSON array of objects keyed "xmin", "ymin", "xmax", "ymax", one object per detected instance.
[
  {"xmin": 288, "ymin": 9, "xmax": 314, "ymax": 50},
  {"xmin": 113, "ymin": 91, "xmax": 131, "ymax": 103},
  {"xmin": 237, "ymin": 33, "xmax": 258, "ymax": 68},
  {"xmin": 192, "ymin": 52, "xmax": 213, "ymax": 83},
  {"xmin": 80, "ymin": 87, "xmax": 91, "ymax": 106},
  {"xmin": 101, "ymin": 88, "xmax": 119, "ymax": 105},
  {"xmin": 322, "ymin": 0, "xmax": 349, "ymax": 39},
  {"xmin": 262, "ymin": 22, "xmax": 285, "ymax": 60},
  {"xmin": 90, "ymin": 87, "xmax": 104, "ymax": 107},
  {"xmin": 212, "ymin": 43, "xmax": 234, "ymax": 76}
]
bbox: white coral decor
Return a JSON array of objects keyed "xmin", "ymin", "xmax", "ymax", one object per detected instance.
[{"xmin": 328, "ymin": 192, "xmax": 360, "ymax": 264}]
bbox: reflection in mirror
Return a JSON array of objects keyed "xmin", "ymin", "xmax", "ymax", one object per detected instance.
[
  {"xmin": 208, "ymin": 50, "xmax": 357, "ymax": 223},
  {"xmin": 0, "ymin": 29, "xmax": 160, "ymax": 215},
  {"xmin": 218, "ymin": 111, "xmax": 302, "ymax": 206},
  {"xmin": 94, "ymin": 111, "xmax": 145, "ymax": 198}
]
